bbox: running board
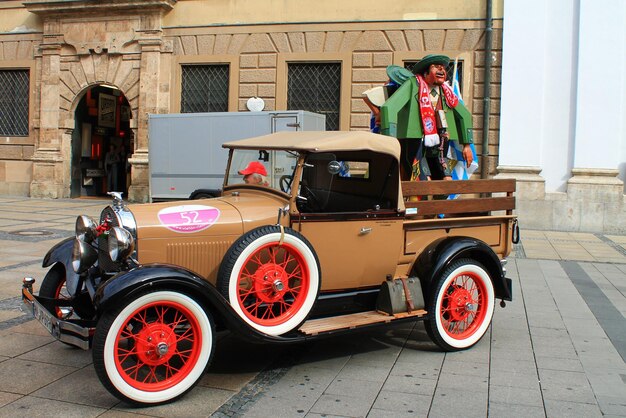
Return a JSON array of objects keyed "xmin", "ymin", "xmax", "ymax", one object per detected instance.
[{"xmin": 299, "ymin": 309, "xmax": 427, "ymax": 336}]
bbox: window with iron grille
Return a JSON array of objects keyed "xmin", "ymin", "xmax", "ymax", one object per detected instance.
[
  {"xmin": 0, "ymin": 70, "xmax": 29, "ymax": 136},
  {"xmin": 181, "ymin": 65, "xmax": 229, "ymax": 113},
  {"xmin": 404, "ymin": 60, "xmax": 464, "ymax": 95},
  {"xmin": 288, "ymin": 63, "xmax": 341, "ymax": 131}
]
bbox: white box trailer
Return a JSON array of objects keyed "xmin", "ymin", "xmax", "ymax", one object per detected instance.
[{"xmin": 148, "ymin": 111, "xmax": 326, "ymax": 200}]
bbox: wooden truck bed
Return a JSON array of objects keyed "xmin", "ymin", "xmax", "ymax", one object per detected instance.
[{"xmin": 400, "ymin": 179, "xmax": 517, "ymax": 260}]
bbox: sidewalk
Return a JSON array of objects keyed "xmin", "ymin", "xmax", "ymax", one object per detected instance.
[{"xmin": 0, "ymin": 196, "xmax": 624, "ymax": 417}]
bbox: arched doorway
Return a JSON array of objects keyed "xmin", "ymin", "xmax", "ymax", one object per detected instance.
[{"xmin": 71, "ymin": 85, "xmax": 133, "ymax": 198}]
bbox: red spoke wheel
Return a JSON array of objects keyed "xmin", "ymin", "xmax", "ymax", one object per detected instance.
[
  {"xmin": 39, "ymin": 265, "xmax": 73, "ymax": 319},
  {"xmin": 93, "ymin": 291, "xmax": 214, "ymax": 405},
  {"xmin": 425, "ymin": 259, "xmax": 495, "ymax": 351},
  {"xmin": 218, "ymin": 226, "xmax": 320, "ymax": 336}
]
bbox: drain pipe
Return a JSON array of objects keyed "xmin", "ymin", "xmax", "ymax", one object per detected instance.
[{"xmin": 480, "ymin": 0, "xmax": 493, "ymax": 179}]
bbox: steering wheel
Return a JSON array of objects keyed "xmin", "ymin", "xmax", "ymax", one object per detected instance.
[
  {"xmin": 279, "ymin": 175, "xmax": 293, "ymax": 193},
  {"xmin": 299, "ymin": 183, "xmax": 322, "ymax": 212}
]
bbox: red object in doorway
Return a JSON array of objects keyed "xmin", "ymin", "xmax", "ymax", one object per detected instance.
[{"xmin": 91, "ymin": 135, "xmax": 102, "ymax": 159}]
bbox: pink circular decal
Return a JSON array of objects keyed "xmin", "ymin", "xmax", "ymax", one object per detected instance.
[{"xmin": 157, "ymin": 205, "xmax": 221, "ymax": 233}]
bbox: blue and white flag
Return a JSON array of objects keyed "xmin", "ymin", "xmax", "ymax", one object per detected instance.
[{"xmin": 447, "ymin": 59, "xmax": 478, "ymax": 199}]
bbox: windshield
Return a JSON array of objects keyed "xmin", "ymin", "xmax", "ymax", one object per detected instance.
[{"xmin": 226, "ymin": 149, "xmax": 299, "ymax": 194}]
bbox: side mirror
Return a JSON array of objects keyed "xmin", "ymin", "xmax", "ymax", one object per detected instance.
[{"xmin": 327, "ymin": 160, "xmax": 341, "ymax": 175}]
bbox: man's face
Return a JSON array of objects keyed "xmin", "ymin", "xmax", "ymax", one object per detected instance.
[
  {"xmin": 244, "ymin": 173, "xmax": 260, "ymax": 184},
  {"xmin": 424, "ymin": 64, "xmax": 447, "ymax": 86}
]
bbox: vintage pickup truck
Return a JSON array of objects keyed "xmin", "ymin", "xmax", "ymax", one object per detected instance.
[{"xmin": 21, "ymin": 130, "xmax": 517, "ymax": 405}]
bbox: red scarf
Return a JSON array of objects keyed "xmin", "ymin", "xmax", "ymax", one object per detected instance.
[{"xmin": 416, "ymin": 75, "xmax": 459, "ymax": 146}]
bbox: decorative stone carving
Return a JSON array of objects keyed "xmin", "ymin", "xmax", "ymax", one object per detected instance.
[{"xmin": 63, "ymin": 20, "xmax": 137, "ymax": 55}]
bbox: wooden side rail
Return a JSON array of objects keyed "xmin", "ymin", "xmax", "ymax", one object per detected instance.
[{"xmin": 401, "ymin": 179, "xmax": 516, "ymax": 216}]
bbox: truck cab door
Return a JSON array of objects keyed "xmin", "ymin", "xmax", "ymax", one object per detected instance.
[{"xmin": 292, "ymin": 152, "xmax": 403, "ymax": 291}]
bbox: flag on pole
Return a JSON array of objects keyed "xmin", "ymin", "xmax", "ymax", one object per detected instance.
[
  {"xmin": 452, "ymin": 58, "xmax": 463, "ymax": 104},
  {"xmin": 447, "ymin": 58, "xmax": 478, "ymax": 199}
]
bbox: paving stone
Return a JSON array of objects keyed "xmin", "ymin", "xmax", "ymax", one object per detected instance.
[
  {"xmin": 389, "ymin": 360, "xmax": 440, "ymax": 380},
  {"xmin": 296, "ymin": 353, "xmax": 351, "ymax": 371},
  {"xmin": 1, "ymin": 200, "xmax": 625, "ymax": 417},
  {"xmin": 309, "ymin": 393, "xmax": 372, "ymax": 417},
  {"xmin": 242, "ymin": 394, "xmax": 309, "ymax": 417},
  {"xmin": 596, "ymin": 395, "xmax": 626, "ymax": 416},
  {"xmin": 0, "ymin": 392, "xmax": 21, "ymax": 408},
  {"xmin": 367, "ymin": 408, "xmax": 429, "ymax": 418},
  {"xmin": 0, "ymin": 332, "xmax": 54, "ymax": 357},
  {"xmin": 281, "ymin": 365, "xmax": 340, "ymax": 386},
  {"xmin": 489, "ymin": 369, "xmax": 541, "ymax": 390},
  {"xmin": 381, "ymin": 374, "xmax": 437, "ymax": 396},
  {"xmin": 114, "ymin": 385, "xmax": 234, "ymax": 418},
  {"xmin": 260, "ymin": 378, "xmax": 325, "ymax": 409},
  {"xmin": 489, "ymin": 384, "xmax": 543, "ymax": 407},
  {"xmin": 18, "ymin": 341, "xmax": 93, "ymax": 368},
  {"xmin": 531, "ymin": 335, "xmax": 579, "ymax": 359},
  {"xmin": 324, "ymin": 377, "xmax": 383, "ymax": 400},
  {"xmin": 0, "ymin": 396, "xmax": 105, "ymax": 418},
  {"xmin": 436, "ymin": 371, "xmax": 488, "ymax": 393},
  {"xmin": 395, "ymin": 348, "xmax": 444, "ymax": 365},
  {"xmin": 539, "ymin": 369, "xmax": 596, "ymax": 404},
  {"xmin": 0, "ymin": 358, "xmax": 76, "ymax": 395},
  {"xmin": 535, "ymin": 355, "xmax": 584, "ymax": 372},
  {"xmin": 94, "ymin": 411, "xmax": 148, "ymax": 418},
  {"xmin": 198, "ymin": 370, "xmax": 260, "ymax": 392},
  {"xmin": 490, "ymin": 347, "xmax": 536, "ymax": 362},
  {"xmin": 442, "ymin": 339, "xmax": 490, "ymax": 364},
  {"xmin": 31, "ymin": 367, "xmax": 119, "ymax": 408},
  {"xmin": 488, "ymin": 401, "xmax": 545, "ymax": 418},
  {"xmin": 490, "ymin": 357, "xmax": 537, "ymax": 375},
  {"xmin": 543, "ymin": 399, "xmax": 603, "ymax": 418},
  {"xmin": 370, "ymin": 390, "xmax": 431, "ymax": 416},
  {"xmin": 335, "ymin": 363, "xmax": 391, "ymax": 382},
  {"xmin": 585, "ymin": 372, "xmax": 626, "ymax": 401},
  {"xmin": 429, "ymin": 386, "xmax": 487, "ymax": 418},
  {"xmin": 304, "ymin": 413, "xmax": 344, "ymax": 418}
]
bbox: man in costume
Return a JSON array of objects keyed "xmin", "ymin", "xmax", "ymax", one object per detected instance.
[{"xmin": 380, "ymin": 54, "xmax": 474, "ymax": 181}]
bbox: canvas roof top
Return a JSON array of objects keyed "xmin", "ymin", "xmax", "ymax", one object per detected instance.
[{"xmin": 222, "ymin": 131, "xmax": 400, "ymax": 160}]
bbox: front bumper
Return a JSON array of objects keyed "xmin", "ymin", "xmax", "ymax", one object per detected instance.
[{"xmin": 21, "ymin": 278, "xmax": 94, "ymax": 350}]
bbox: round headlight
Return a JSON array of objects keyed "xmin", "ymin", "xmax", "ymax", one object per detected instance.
[
  {"xmin": 108, "ymin": 227, "xmax": 135, "ymax": 262},
  {"xmin": 76, "ymin": 215, "xmax": 98, "ymax": 243},
  {"xmin": 72, "ymin": 238, "xmax": 98, "ymax": 274}
]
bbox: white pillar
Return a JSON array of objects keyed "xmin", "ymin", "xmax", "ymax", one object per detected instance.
[
  {"xmin": 572, "ymin": 0, "xmax": 625, "ymax": 171},
  {"xmin": 497, "ymin": 0, "xmax": 549, "ymax": 204},
  {"xmin": 498, "ymin": 0, "xmax": 546, "ymax": 170},
  {"xmin": 566, "ymin": 0, "xmax": 626, "ymax": 232}
]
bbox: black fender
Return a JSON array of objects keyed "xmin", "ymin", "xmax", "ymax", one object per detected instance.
[
  {"xmin": 93, "ymin": 264, "xmax": 303, "ymax": 344},
  {"xmin": 42, "ymin": 237, "xmax": 82, "ymax": 296},
  {"xmin": 413, "ymin": 237, "xmax": 512, "ymax": 302}
]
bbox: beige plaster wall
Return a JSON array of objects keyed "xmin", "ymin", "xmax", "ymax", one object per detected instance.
[
  {"xmin": 0, "ymin": 161, "xmax": 33, "ymax": 196},
  {"xmin": 163, "ymin": 0, "xmax": 503, "ymax": 27},
  {"xmin": 0, "ymin": 2, "xmax": 42, "ymax": 33}
]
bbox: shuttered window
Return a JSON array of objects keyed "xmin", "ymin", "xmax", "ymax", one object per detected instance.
[
  {"xmin": 0, "ymin": 70, "xmax": 29, "ymax": 136},
  {"xmin": 181, "ymin": 65, "xmax": 229, "ymax": 113},
  {"xmin": 287, "ymin": 63, "xmax": 341, "ymax": 131}
]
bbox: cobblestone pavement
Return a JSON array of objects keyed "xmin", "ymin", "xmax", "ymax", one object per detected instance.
[{"xmin": 0, "ymin": 196, "xmax": 624, "ymax": 417}]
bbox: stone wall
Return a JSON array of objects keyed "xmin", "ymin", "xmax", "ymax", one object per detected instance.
[
  {"xmin": 0, "ymin": 33, "xmax": 39, "ymax": 196},
  {"xmin": 1, "ymin": 16, "xmax": 503, "ymax": 202}
]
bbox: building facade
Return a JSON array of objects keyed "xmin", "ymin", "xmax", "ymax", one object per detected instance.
[
  {"xmin": 0, "ymin": 0, "xmax": 502, "ymax": 202},
  {"xmin": 498, "ymin": 0, "xmax": 626, "ymax": 233}
]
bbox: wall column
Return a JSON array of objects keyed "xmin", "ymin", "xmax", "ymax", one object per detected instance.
[
  {"xmin": 127, "ymin": 16, "xmax": 171, "ymax": 202},
  {"xmin": 566, "ymin": 0, "xmax": 625, "ymax": 232},
  {"xmin": 496, "ymin": 0, "xmax": 548, "ymax": 226},
  {"xmin": 30, "ymin": 19, "xmax": 66, "ymax": 198}
]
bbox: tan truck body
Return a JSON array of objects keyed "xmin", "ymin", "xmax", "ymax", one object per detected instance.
[{"xmin": 131, "ymin": 131, "xmax": 515, "ymax": 293}]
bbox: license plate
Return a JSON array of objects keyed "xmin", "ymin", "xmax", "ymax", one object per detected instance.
[{"xmin": 32, "ymin": 300, "xmax": 59, "ymax": 338}]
